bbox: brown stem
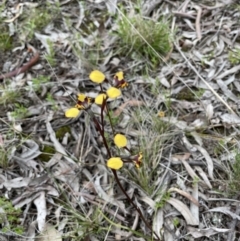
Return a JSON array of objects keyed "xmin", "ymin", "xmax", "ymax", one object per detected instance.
[
  {"xmin": 100, "ymin": 97, "xmax": 106, "ymax": 136},
  {"xmin": 112, "ymin": 169, "xmax": 161, "ymax": 240},
  {"xmin": 92, "ymin": 116, "xmax": 112, "ymax": 158},
  {"xmin": 0, "ymin": 47, "xmax": 39, "ymax": 80},
  {"xmin": 105, "ymin": 104, "xmax": 115, "ymax": 135},
  {"xmin": 90, "ymin": 98, "xmax": 161, "ymax": 240}
]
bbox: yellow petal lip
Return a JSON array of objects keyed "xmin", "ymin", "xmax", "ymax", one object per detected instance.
[
  {"xmin": 65, "ymin": 108, "xmax": 80, "ymax": 118},
  {"xmin": 134, "ymin": 152, "xmax": 143, "ymax": 168},
  {"xmin": 107, "ymin": 157, "xmax": 123, "ymax": 170},
  {"xmin": 106, "ymin": 87, "xmax": 121, "ymax": 99},
  {"xmin": 115, "ymin": 71, "xmax": 124, "ymax": 81},
  {"xmin": 95, "ymin": 93, "xmax": 107, "ymax": 105},
  {"xmin": 78, "ymin": 94, "xmax": 86, "ymax": 102},
  {"xmin": 114, "ymin": 134, "xmax": 127, "ymax": 148},
  {"xmin": 89, "ymin": 70, "xmax": 105, "ymax": 83}
]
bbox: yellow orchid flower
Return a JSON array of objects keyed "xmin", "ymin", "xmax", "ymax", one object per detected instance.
[
  {"xmin": 107, "ymin": 157, "xmax": 123, "ymax": 170},
  {"xmin": 89, "ymin": 70, "xmax": 105, "ymax": 84},
  {"xmin": 114, "ymin": 71, "xmax": 124, "ymax": 81},
  {"xmin": 106, "ymin": 87, "xmax": 121, "ymax": 99},
  {"xmin": 75, "ymin": 94, "xmax": 93, "ymax": 110},
  {"xmin": 133, "ymin": 152, "xmax": 143, "ymax": 169},
  {"xmin": 114, "ymin": 134, "xmax": 127, "ymax": 148},
  {"xmin": 78, "ymin": 94, "xmax": 86, "ymax": 102},
  {"xmin": 95, "ymin": 93, "xmax": 107, "ymax": 105},
  {"xmin": 114, "ymin": 71, "xmax": 128, "ymax": 88},
  {"xmin": 65, "ymin": 108, "xmax": 80, "ymax": 118}
]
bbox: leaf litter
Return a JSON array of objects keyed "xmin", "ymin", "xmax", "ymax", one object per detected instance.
[{"xmin": 0, "ymin": 0, "xmax": 240, "ymax": 240}]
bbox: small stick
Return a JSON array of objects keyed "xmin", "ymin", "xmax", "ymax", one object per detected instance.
[
  {"xmin": 181, "ymin": 0, "xmax": 191, "ymax": 12},
  {"xmin": 0, "ymin": 45, "xmax": 39, "ymax": 80},
  {"xmin": 195, "ymin": 7, "xmax": 202, "ymax": 41},
  {"xmin": 172, "ymin": 11, "xmax": 196, "ymax": 20}
]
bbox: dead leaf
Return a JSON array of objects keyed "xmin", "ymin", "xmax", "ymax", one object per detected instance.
[
  {"xmin": 114, "ymin": 100, "xmax": 143, "ymax": 116},
  {"xmin": 194, "ymin": 145, "xmax": 214, "ymax": 180},
  {"xmin": 46, "ymin": 116, "xmax": 77, "ymax": 166},
  {"xmin": 105, "ymin": 0, "xmax": 117, "ymax": 14},
  {"xmin": 36, "ymin": 223, "xmax": 62, "ymax": 241},
  {"xmin": 181, "ymin": 159, "xmax": 201, "ymax": 181},
  {"xmin": 159, "ymin": 76, "xmax": 170, "ymax": 88},
  {"xmin": 187, "ymin": 226, "xmax": 231, "ymax": 238},
  {"xmin": 207, "ymin": 206, "xmax": 240, "ymax": 220},
  {"xmin": 190, "ymin": 183, "xmax": 199, "ymax": 223},
  {"xmin": 216, "ymin": 65, "xmax": 240, "ymax": 80},
  {"xmin": 216, "ymin": 79, "xmax": 239, "ymax": 102},
  {"xmin": 161, "ymin": 116, "xmax": 188, "ymax": 130},
  {"xmin": 168, "ymin": 187, "xmax": 199, "ymax": 206},
  {"xmin": 14, "ymin": 139, "xmax": 41, "ymax": 160},
  {"xmin": 194, "ymin": 166, "xmax": 212, "ymax": 189},
  {"xmin": 94, "ymin": 176, "xmax": 126, "ymax": 214},
  {"xmin": 206, "ymin": 103, "xmax": 214, "ymax": 120},
  {"xmin": 140, "ymin": 196, "xmax": 155, "ymax": 209},
  {"xmin": 34, "ymin": 192, "xmax": 47, "ymax": 232},
  {"xmin": 220, "ymin": 113, "xmax": 240, "ymax": 125},
  {"xmin": 153, "ymin": 209, "xmax": 163, "ymax": 239},
  {"xmin": 3, "ymin": 177, "xmax": 30, "ymax": 190},
  {"xmin": 35, "ymin": 32, "xmax": 69, "ymax": 54},
  {"xmin": 167, "ymin": 198, "xmax": 199, "ymax": 225}
]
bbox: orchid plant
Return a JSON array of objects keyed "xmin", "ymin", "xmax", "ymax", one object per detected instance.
[{"xmin": 65, "ymin": 70, "xmax": 161, "ymax": 240}]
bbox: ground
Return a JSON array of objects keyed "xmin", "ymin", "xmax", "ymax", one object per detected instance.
[{"xmin": 0, "ymin": 0, "xmax": 240, "ymax": 241}]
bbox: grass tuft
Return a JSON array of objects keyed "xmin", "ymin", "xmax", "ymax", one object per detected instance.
[
  {"xmin": 228, "ymin": 153, "xmax": 240, "ymax": 196},
  {"xmin": 0, "ymin": 88, "xmax": 21, "ymax": 106},
  {"xmin": 45, "ymin": 39, "xmax": 57, "ymax": 66},
  {"xmin": 20, "ymin": 5, "xmax": 59, "ymax": 40},
  {"xmin": 228, "ymin": 47, "xmax": 240, "ymax": 65},
  {"xmin": 0, "ymin": 197, "xmax": 24, "ymax": 235},
  {"xmin": 124, "ymin": 106, "xmax": 173, "ymax": 196},
  {"xmin": 116, "ymin": 14, "xmax": 172, "ymax": 67},
  {"xmin": 0, "ymin": 31, "xmax": 12, "ymax": 51},
  {"xmin": 0, "ymin": 147, "xmax": 8, "ymax": 168},
  {"xmin": 11, "ymin": 103, "xmax": 28, "ymax": 120}
]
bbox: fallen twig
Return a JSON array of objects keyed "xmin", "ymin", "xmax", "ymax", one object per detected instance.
[
  {"xmin": 195, "ymin": 7, "xmax": 202, "ymax": 41},
  {"xmin": 0, "ymin": 45, "xmax": 39, "ymax": 80},
  {"xmin": 180, "ymin": 0, "xmax": 191, "ymax": 12},
  {"xmin": 172, "ymin": 11, "xmax": 196, "ymax": 19}
]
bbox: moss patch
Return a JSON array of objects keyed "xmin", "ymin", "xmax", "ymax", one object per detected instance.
[
  {"xmin": 39, "ymin": 145, "xmax": 55, "ymax": 162},
  {"xmin": 0, "ymin": 197, "xmax": 24, "ymax": 235}
]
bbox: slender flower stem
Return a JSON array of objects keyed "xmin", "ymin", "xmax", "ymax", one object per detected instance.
[
  {"xmin": 97, "ymin": 106, "xmax": 161, "ymax": 241},
  {"xmin": 99, "ymin": 83, "xmax": 104, "ymax": 93},
  {"xmin": 112, "ymin": 169, "xmax": 161, "ymax": 240},
  {"xmin": 92, "ymin": 116, "xmax": 112, "ymax": 158},
  {"xmin": 87, "ymin": 90, "xmax": 161, "ymax": 240},
  {"xmin": 88, "ymin": 109, "xmax": 111, "ymax": 158},
  {"xmin": 105, "ymin": 104, "xmax": 115, "ymax": 135},
  {"xmin": 100, "ymin": 98, "xmax": 106, "ymax": 135}
]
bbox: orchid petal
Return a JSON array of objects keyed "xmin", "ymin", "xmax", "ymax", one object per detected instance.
[
  {"xmin": 106, "ymin": 87, "xmax": 121, "ymax": 99},
  {"xmin": 107, "ymin": 157, "xmax": 123, "ymax": 170},
  {"xmin": 65, "ymin": 108, "xmax": 80, "ymax": 118},
  {"xmin": 114, "ymin": 134, "xmax": 127, "ymax": 148},
  {"xmin": 89, "ymin": 70, "xmax": 105, "ymax": 84},
  {"xmin": 95, "ymin": 93, "xmax": 107, "ymax": 105}
]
